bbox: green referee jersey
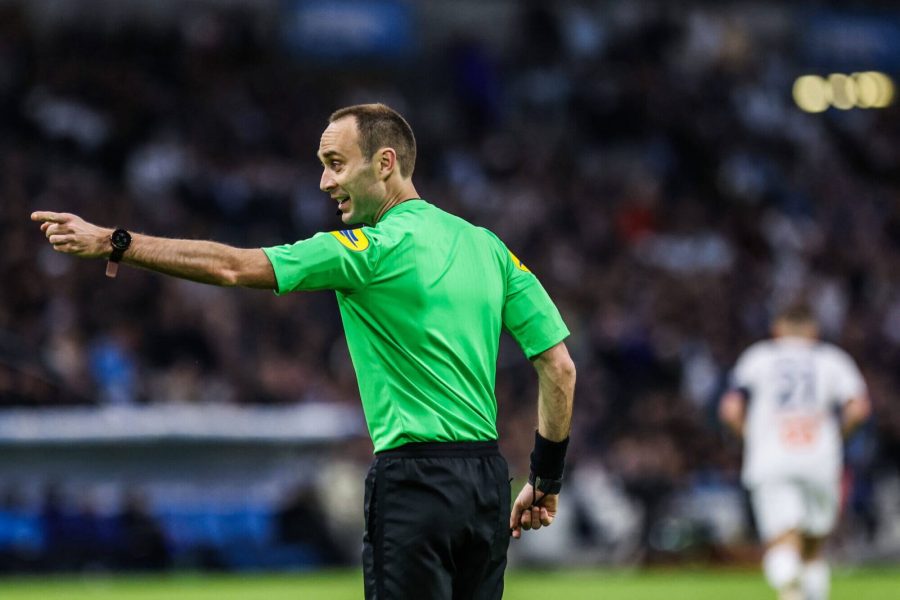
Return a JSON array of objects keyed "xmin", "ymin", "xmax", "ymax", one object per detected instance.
[{"xmin": 262, "ymin": 199, "xmax": 569, "ymax": 452}]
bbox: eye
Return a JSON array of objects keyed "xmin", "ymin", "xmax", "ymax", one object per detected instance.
[{"xmin": 330, "ymin": 160, "xmax": 342, "ymax": 170}]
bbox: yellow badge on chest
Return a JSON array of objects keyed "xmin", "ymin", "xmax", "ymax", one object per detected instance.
[
  {"xmin": 330, "ymin": 229, "xmax": 370, "ymax": 251},
  {"xmin": 509, "ymin": 250, "xmax": 531, "ymax": 273}
]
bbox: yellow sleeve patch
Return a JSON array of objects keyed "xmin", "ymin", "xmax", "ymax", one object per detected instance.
[
  {"xmin": 509, "ymin": 250, "xmax": 531, "ymax": 273},
  {"xmin": 330, "ymin": 229, "xmax": 370, "ymax": 252}
]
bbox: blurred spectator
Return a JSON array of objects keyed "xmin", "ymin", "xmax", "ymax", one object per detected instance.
[
  {"xmin": 276, "ymin": 484, "xmax": 342, "ymax": 566},
  {"xmin": 117, "ymin": 491, "xmax": 169, "ymax": 571}
]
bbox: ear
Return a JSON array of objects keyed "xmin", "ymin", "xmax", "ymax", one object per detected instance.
[{"xmin": 376, "ymin": 147, "xmax": 397, "ymax": 180}]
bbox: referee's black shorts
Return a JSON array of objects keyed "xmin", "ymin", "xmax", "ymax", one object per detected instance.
[{"xmin": 362, "ymin": 440, "xmax": 511, "ymax": 600}]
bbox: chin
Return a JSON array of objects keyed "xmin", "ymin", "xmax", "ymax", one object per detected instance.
[{"xmin": 342, "ymin": 208, "xmax": 368, "ymax": 226}]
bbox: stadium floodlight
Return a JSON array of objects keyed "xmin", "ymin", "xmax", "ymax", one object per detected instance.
[
  {"xmin": 793, "ymin": 75, "xmax": 829, "ymax": 113},
  {"xmin": 852, "ymin": 72, "xmax": 880, "ymax": 108},
  {"xmin": 827, "ymin": 73, "xmax": 856, "ymax": 110},
  {"xmin": 868, "ymin": 71, "xmax": 895, "ymax": 108},
  {"xmin": 793, "ymin": 71, "xmax": 895, "ymax": 112}
]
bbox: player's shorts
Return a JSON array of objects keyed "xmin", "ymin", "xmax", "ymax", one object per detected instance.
[
  {"xmin": 749, "ymin": 478, "xmax": 839, "ymax": 542},
  {"xmin": 363, "ymin": 440, "xmax": 510, "ymax": 600}
]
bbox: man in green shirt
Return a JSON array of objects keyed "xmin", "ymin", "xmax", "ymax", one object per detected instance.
[{"xmin": 32, "ymin": 103, "xmax": 576, "ymax": 599}]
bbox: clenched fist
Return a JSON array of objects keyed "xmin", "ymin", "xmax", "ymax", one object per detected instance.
[{"xmin": 509, "ymin": 482, "xmax": 558, "ymax": 539}]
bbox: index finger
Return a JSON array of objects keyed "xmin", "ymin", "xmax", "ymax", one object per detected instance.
[{"xmin": 31, "ymin": 211, "xmax": 66, "ymax": 223}]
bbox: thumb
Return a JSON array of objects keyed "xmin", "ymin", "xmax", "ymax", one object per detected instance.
[{"xmin": 509, "ymin": 495, "xmax": 527, "ymax": 530}]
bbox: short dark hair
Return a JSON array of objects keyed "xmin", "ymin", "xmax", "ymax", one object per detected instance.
[
  {"xmin": 329, "ymin": 103, "xmax": 417, "ymax": 178},
  {"xmin": 776, "ymin": 301, "xmax": 816, "ymax": 326}
]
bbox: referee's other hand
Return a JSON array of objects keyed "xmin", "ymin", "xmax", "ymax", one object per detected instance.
[{"xmin": 509, "ymin": 482, "xmax": 557, "ymax": 539}]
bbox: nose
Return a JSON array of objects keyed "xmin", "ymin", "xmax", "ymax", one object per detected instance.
[{"xmin": 320, "ymin": 170, "xmax": 336, "ymax": 193}]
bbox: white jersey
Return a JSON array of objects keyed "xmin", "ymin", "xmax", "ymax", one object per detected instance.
[{"xmin": 731, "ymin": 337, "xmax": 866, "ymax": 487}]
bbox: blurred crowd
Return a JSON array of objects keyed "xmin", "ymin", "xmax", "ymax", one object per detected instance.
[
  {"xmin": 0, "ymin": 481, "xmax": 346, "ymax": 572},
  {"xmin": 1, "ymin": 1, "xmax": 900, "ymax": 564},
  {"xmin": 0, "ymin": 486, "xmax": 169, "ymax": 573}
]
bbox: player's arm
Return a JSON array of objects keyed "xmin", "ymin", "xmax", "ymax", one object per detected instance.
[
  {"xmin": 719, "ymin": 389, "xmax": 747, "ymax": 438},
  {"xmin": 831, "ymin": 350, "xmax": 871, "ymax": 438},
  {"xmin": 841, "ymin": 393, "xmax": 871, "ymax": 438},
  {"xmin": 510, "ymin": 341, "xmax": 575, "ymax": 539},
  {"xmin": 31, "ymin": 211, "xmax": 276, "ymax": 289}
]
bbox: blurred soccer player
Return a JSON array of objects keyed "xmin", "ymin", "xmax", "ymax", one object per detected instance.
[
  {"xmin": 32, "ymin": 103, "xmax": 575, "ymax": 599},
  {"xmin": 719, "ymin": 303, "xmax": 870, "ymax": 600}
]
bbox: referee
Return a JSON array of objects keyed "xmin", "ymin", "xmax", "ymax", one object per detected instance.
[{"xmin": 32, "ymin": 103, "xmax": 576, "ymax": 599}]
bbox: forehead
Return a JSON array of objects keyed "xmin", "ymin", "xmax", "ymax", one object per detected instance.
[{"xmin": 318, "ymin": 116, "xmax": 360, "ymax": 158}]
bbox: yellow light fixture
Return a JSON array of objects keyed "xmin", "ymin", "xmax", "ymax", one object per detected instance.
[{"xmin": 793, "ymin": 71, "xmax": 894, "ymax": 111}]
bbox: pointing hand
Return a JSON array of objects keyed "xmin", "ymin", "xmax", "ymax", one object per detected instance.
[{"xmin": 31, "ymin": 211, "xmax": 111, "ymax": 259}]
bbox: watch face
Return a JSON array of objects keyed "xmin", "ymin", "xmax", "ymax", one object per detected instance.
[{"xmin": 111, "ymin": 229, "xmax": 131, "ymax": 250}]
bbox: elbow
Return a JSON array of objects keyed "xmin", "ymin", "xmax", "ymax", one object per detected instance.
[
  {"xmin": 541, "ymin": 353, "xmax": 576, "ymax": 385},
  {"xmin": 218, "ymin": 267, "xmax": 241, "ymax": 287},
  {"xmin": 857, "ymin": 400, "xmax": 873, "ymax": 423},
  {"xmin": 534, "ymin": 343, "xmax": 577, "ymax": 386},
  {"xmin": 219, "ymin": 250, "xmax": 256, "ymax": 287},
  {"xmin": 558, "ymin": 355, "xmax": 576, "ymax": 385},
  {"xmin": 860, "ymin": 395, "xmax": 872, "ymax": 420},
  {"xmin": 718, "ymin": 392, "xmax": 745, "ymax": 431},
  {"xmin": 717, "ymin": 395, "xmax": 731, "ymax": 424},
  {"xmin": 547, "ymin": 354, "xmax": 577, "ymax": 398},
  {"xmin": 846, "ymin": 395, "xmax": 872, "ymax": 427}
]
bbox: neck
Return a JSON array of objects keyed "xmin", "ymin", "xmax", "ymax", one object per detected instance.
[
  {"xmin": 775, "ymin": 331, "xmax": 817, "ymax": 341},
  {"xmin": 374, "ymin": 182, "xmax": 420, "ymax": 223}
]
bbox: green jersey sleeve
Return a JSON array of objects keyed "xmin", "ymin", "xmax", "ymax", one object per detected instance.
[
  {"xmin": 500, "ymin": 244, "xmax": 570, "ymax": 359},
  {"xmin": 262, "ymin": 228, "xmax": 379, "ymax": 295}
]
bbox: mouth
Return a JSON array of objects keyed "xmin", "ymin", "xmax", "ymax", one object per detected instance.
[{"xmin": 334, "ymin": 196, "xmax": 350, "ymax": 209}]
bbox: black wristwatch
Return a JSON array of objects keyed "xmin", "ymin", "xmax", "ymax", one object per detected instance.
[
  {"xmin": 106, "ymin": 228, "xmax": 132, "ymax": 279},
  {"xmin": 528, "ymin": 473, "xmax": 563, "ymax": 496}
]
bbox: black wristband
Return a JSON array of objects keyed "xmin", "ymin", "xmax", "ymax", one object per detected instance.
[{"xmin": 529, "ymin": 430, "xmax": 569, "ymax": 480}]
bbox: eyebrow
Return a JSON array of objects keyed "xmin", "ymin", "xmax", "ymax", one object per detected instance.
[{"xmin": 319, "ymin": 150, "xmax": 344, "ymax": 161}]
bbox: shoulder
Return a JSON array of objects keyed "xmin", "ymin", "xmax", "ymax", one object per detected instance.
[
  {"xmin": 389, "ymin": 202, "xmax": 503, "ymax": 249},
  {"xmin": 738, "ymin": 339, "xmax": 775, "ymax": 364},
  {"xmin": 422, "ymin": 202, "xmax": 487, "ymax": 236},
  {"xmin": 815, "ymin": 342, "xmax": 860, "ymax": 370},
  {"xmin": 327, "ymin": 228, "xmax": 375, "ymax": 253},
  {"xmin": 366, "ymin": 200, "xmax": 455, "ymax": 244},
  {"xmin": 475, "ymin": 225, "xmax": 507, "ymax": 250},
  {"xmin": 476, "ymin": 226, "xmax": 532, "ymax": 272}
]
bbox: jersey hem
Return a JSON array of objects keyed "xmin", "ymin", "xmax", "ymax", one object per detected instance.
[{"xmin": 524, "ymin": 329, "xmax": 570, "ymax": 360}]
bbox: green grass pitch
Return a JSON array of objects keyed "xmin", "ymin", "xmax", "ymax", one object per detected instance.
[{"xmin": 1, "ymin": 568, "xmax": 898, "ymax": 599}]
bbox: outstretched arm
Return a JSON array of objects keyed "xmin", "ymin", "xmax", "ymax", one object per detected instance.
[
  {"xmin": 509, "ymin": 341, "xmax": 575, "ymax": 539},
  {"xmin": 31, "ymin": 211, "xmax": 276, "ymax": 289}
]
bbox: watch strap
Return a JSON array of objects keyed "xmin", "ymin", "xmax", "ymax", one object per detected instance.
[{"xmin": 106, "ymin": 228, "xmax": 131, "ymax": 279}]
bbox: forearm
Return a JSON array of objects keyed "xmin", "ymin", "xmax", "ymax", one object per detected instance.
[
  {"xmin": 511, "ymin": 344, "xmax": 574, "ymax": 537},
  {"xmin": 842, "ymin": 395, "xmax": 871, "ymax": 437},
  {"xmin": 719, "ymin": 391, "xmax": 746, "ymax": 438},
  {"xmin": 534, "ymin": 343, "xmax": 576, "ymax": 442},
  {"xmin": 123, "ymin": 232, "xmax": 271, "ymax": 288}
]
